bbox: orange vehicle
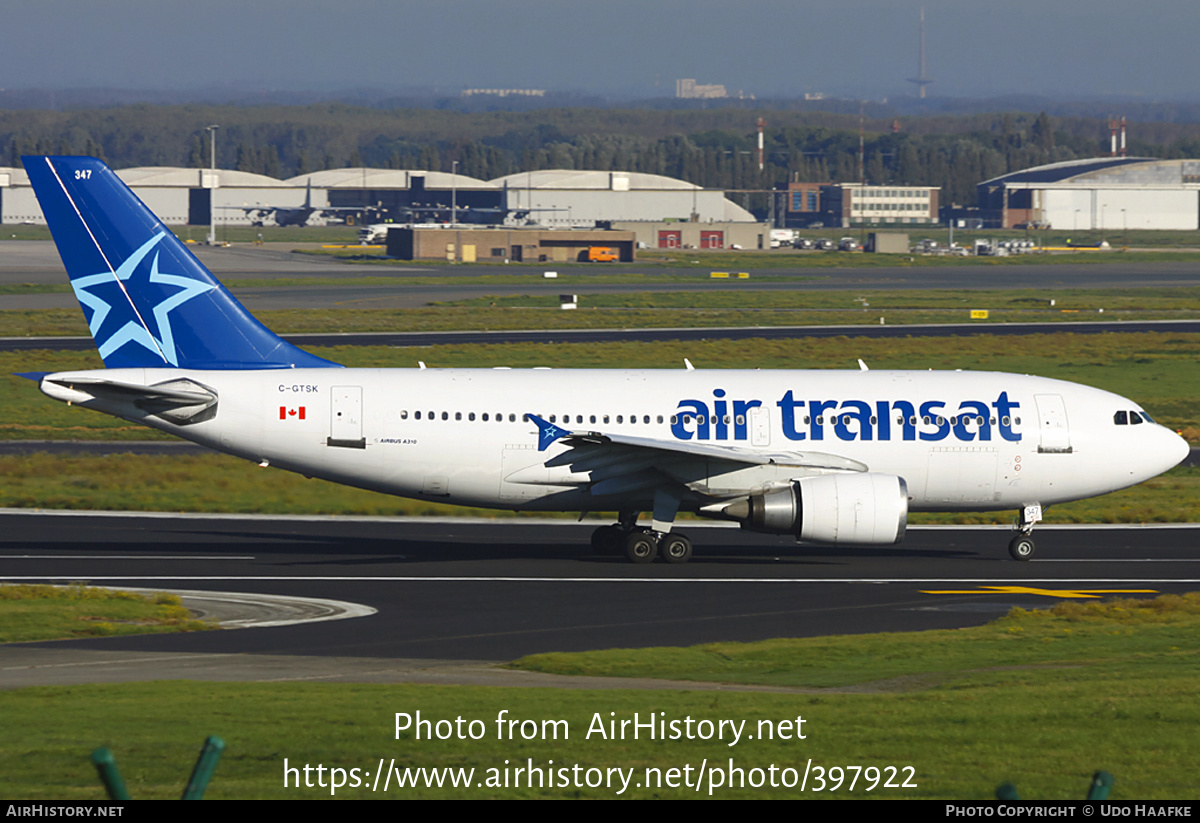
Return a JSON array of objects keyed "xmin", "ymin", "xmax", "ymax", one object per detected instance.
[{"xmin": 586, "ymin": 246, "xmax": 618, "ymax": 262}]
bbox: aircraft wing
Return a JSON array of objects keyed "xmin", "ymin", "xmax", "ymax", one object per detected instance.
[{"xmin": 524, "ymin": 414, "xmax": 866, "ymax": 499}]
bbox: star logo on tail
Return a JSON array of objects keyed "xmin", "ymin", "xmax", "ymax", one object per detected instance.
[{"xmin": 70, "ymin": 231, "xmax": 215, "ymax": 366}]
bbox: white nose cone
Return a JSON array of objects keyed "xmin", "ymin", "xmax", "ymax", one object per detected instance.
[{"xmin": 1162, "ymin": 427, "xmax": 1192, "ymax": 472}]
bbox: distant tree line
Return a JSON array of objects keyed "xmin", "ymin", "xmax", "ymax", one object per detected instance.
[{"xmin": 5, "ymin": 105, "xmax": 1200, "ymax": 207}]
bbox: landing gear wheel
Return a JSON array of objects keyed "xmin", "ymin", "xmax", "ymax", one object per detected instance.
[
  {"xmin": 591, "ymin": 525, "xmax": 623, "ymax": 556},
  {"xmin": 1008, "ymin": 534, "xmax": 1036, "ymax": 561},
  {"xmin": 660, "ymin": 533, "xmax": 693, "ymax": 565},
  {"xmin": 624, "ymin": 530, "xmax": 658, "ymax": 564}
]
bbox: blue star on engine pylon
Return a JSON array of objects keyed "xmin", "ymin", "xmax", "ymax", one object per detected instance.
[{"xmin": 70, "ymin": 231, "xmax": 214, "ymax": 366}]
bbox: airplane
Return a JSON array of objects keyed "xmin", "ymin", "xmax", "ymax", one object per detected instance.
[
  {"xmin": 224, "ymin": 179, "xmax": 361, "ymax": 227},
  {"xmin": 20, "ymin": 156, "xmax": 1190, "ymax": 564}
]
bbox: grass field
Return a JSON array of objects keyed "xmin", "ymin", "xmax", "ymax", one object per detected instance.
[
  {"xmin": 0, "ymin": 584, "xmax": 210, "ymax": 643},
  {"xmin": 6, "ymin": 285, "xmax": 1200, "ymax": 339},
  {"xmin": 0, "ymin": 594, "xmax": 1195, "ymax": 799}
]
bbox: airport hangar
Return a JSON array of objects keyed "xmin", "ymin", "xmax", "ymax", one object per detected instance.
[
  {"xmin": 0, "ymin": 164, "xmax": 504, "ymax": 228},
  {"xmin": 0, "ymin": 164, "xmax": 762, "ymax": 242},
  {"xmin": 978, "ymin": 157, "xmax": 1200, "ymax": 230},
  {"xmin": 0, "ymin": 165, "xmax": 301, "ymax": 228}
]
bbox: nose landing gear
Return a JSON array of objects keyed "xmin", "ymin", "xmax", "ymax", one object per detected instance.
[{"xmin": 1008, "ymin": 503, "xmax": 1043, "ymax": 561}]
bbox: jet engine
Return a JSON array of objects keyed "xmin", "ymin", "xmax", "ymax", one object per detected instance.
[{"xmin": 721, "ymin": 473, "xmax": 908, "ymax": 544}]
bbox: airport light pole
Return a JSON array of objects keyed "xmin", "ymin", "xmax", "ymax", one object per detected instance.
[
  {"xmin": 206, "ymin": 125, "xmax": 219, "ymax": 245},
  {"xmin": 451, "ymin": 160, "xmax": 458, "ymax": 228}
]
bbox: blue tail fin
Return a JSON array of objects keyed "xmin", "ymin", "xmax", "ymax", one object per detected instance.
[{"xmin": 24, "ymin": 156, "xmax": 340, "ymax": 370}]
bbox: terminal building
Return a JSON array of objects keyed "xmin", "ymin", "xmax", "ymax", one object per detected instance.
[
  {"xmin": 977, "ymin": 157, "xmax": 1200, "ymax": 230},
  {"xmin": 783, "ymin": 181, "xmax": 940, "ymax": 229}
]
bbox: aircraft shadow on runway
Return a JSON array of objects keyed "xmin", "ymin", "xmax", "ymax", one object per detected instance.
[{"xmin": 6, "ymin": 523, "xmax": 978, "ymax": 568}]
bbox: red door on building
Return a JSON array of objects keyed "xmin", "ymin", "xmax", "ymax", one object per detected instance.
[
  {"xmin": 658, "ymin": 230, "xmax": 681, "ymax": 249},
  {"xmin": 700, "ymin": 230, "xmax": 724, "ymax": 249}
]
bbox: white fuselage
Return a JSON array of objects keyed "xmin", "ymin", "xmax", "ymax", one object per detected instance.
[{"xmin": 42, "ymin": 366, "xmax": 1189, "ymax": 516}]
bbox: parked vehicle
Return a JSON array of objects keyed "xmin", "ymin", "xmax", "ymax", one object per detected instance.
[{"xmin": 769, "ymin": 228, "xmax": 797, "ymax": 248}]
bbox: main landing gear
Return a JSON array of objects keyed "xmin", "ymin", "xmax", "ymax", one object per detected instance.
[
  {"xmin": 1008, "ymin": 503, "xmax": 1043, "ymax": 561},
  {"xmin": 591, "ymin": 508, "xmax": 693, "ymax": 564}
]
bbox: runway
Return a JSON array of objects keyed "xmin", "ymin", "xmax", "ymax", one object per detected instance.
[{"xmin": 2, "ymin": 512, "xmax": 1197, "ymax": 687}]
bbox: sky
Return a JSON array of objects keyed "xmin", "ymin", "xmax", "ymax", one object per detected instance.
[{"xmin": 2, "ymin": 0, "xmax": 1198, "ymax": 102}]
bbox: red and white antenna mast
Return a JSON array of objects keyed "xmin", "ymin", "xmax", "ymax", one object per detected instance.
[
  {"xmin": 757, "ymin": 117, "xmax": 765, "ymax": 171},
  {"xmin": 1107, "ymin": 116, "xmax": 1127, "ymax": 157}
]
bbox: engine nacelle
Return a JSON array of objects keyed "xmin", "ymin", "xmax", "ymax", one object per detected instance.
[{"xmin": 722, "ymin": 473, "xmax": 908, "ymax": 544}]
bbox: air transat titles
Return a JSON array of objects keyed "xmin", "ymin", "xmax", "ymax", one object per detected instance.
[{"xmin": 671, "ymin": 389, "xmax": 1022, "ymax": 443}]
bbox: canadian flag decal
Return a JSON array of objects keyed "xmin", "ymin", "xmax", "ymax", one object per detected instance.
[{"xmin": 279, "ymin": 406, "xmax": 307, "ymax": 420}]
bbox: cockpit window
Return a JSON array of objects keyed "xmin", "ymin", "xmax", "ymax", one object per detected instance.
[{"xmin": 1116, "ymin": 409, "xmax": 1152, "ymax": 425}]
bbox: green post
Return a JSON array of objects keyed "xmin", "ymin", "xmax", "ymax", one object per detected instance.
[
  {"xmin": 996, "ymin": 782, "xmax": 1020, "ymax": 800},
  {"xmin": 181, "ymin": 736, "xmax": 226, "ymax": 800},
  {"xmin": 90, "ymin": 747, "xmax": 130, "ymax": 801},
  {"xmin": 1086, "ymin": 771, "xmax": 1114, "ymax": 800}
]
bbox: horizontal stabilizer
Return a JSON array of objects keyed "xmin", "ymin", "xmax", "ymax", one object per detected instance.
[{"xmin": 41, "ymin": 374, "xmax": 218, "ymax": 425}]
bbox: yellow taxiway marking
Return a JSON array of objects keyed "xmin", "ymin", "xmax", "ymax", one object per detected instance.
[{"xmin": 920, "ymin": 586, "xmax": 1159, "ymax": 599}]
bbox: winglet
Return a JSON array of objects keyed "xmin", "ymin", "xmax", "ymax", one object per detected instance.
[{"xmin": 527, "ymin": 413, "xmax": 571, "ymax": 452}]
